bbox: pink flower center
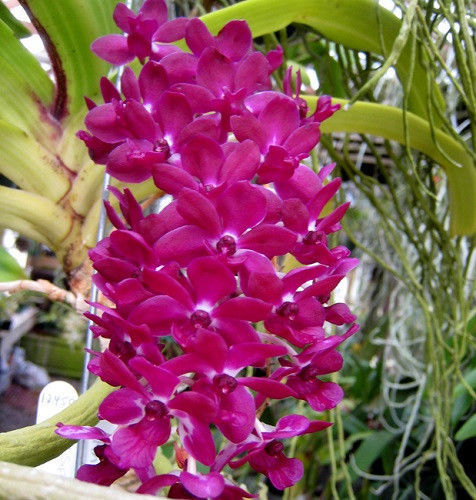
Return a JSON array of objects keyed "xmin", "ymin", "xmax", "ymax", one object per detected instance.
[
  {"xmin": 95, "ymin": 445, "xmax": 107, "ymax": 462},
  {"xmin": 277, "ymin": 301, "xmax": 299, "ymax": 320},
  {"xmin": 144, "ymin": 400, "xmax": 168, "ymax": 419},
  {"xmin": 153, "ymin": 138, "xmax": 170, "ymax": 158},
  {"xmin": 317, "ymin": 293, "xmax": 331, "ymax": 304},
  {"xmin": 213, "ymin": 374, "xmax": 238, "ymax": 394},
  {"xmin": 299, "ymin": 365, "xmax": 319, "ymax": 381},
  {"xmin": 265, "ymin": 440, "xmax": 284, "ymax": 456},
  {"xmin": 297, "ymin": 98, "xmax": 308, "ymax": 118},
  {"xmin": 303, "ymin": 230, "xmax": 326, "ymax": 245},
  {"xmin": 190, "ymin": 309, "xmax": 212, "ymax": 328},
  {"xmin": 216, "ymin": 235, "xmax": 237, "ymax": 256},
  {"xmin": 110, "ymin": 340, "xmax": 135, "ymax": 362}
]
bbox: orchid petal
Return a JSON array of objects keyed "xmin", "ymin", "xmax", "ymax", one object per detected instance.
[
  {"xmin": 180, "ymin": 471, "xmax": 225, "ymax": 499},
  {"xmin": 220, "ymin": 140, "xmax": 260, "ymax": 183},
  {"xmin": 216, "ymin": 385, "xmax": 255, "ymax": 443},
  {"xmin": 91, "ymin": 35, "xmax": 133, "ymax": 65},
  {"xmin": 168, "ymin": 391, "xmax": 217, "ymax": 420},
  {"xmin": 129, "ymin": 356, "xmax": 180, "ymax": 398},
  {"xmin": 153, "ymin": 17, "xmax": 189, "ymax": 43},
  {"xmin": 98, "ymin": 388, "xmax": 144, "ymax": 425},
  {"xmin": 111, "ymin": 419, "xmax": 170, "ymax": 469},
  {"xmin": 185, "ymin": 18, "xmax": 214, "ymax": 56},
  {"xmin": 55, "ymin": 425, "xmax": 110, "ymax": 443},
  {"xmin": 235, "ymin": 52, "xmax": 270, "ymax": 92},
  {"xmin": 214, "ymin": 297, "xmax": 272, "ymax": 323},
  {"xmin": 177, "ymin": 188, "xmax": 222, "ymax": 235},
  {"xmin": 259, "ymin": 96, "xmax": 299, "ymax": 145},
  {"xmin": 283, "ymin": 123, "xmax": 321, "ymax": 157},
  {"xmin": 217, "ymin": 182, "xmax": 266, "ymax": 235},
  {"xmin": 181, "ymin": 136, "xmax": 224, "ymax": 185},
  {"xmin": 238, "ymin": 377, "xmax": 296, "ymax": 399},
  {"xmin": 216, "ymin": 20, "xmax": 252, "ymax": 61},
  {"xmin": 226, "ymin": 343, "xmax": 286, "ymax": 371},
  {"xmin": 137, "ymin": 474, "xmax": 179, "ymax": 495},
  {"xmin": 197, "ymin": 47, "xmax": 234, "ymax": 96},
  {"xmin": 152, "ymin": 163, "xmax": 197, "ymax": 195},
  {"xmin": 139, "ymin": 61, "xmax": 169, "ymax": 107},
  {"xmin": 120, "ymin": 67, "xmax": 141, "ymax": 101},
  {"xmin": 187, "ymin": 256, "xmax": 236, "ymax": 305},
  {"xmin": 239, "ymin": 224, "xmax": 296, "ymax": 258},
  {"xmin": 160, "ymin": 52, "xmax": 197, "ymax": 84},
  {"xmin": 179, "ymin": 416, "xmax": 216, "ymax": 466}
]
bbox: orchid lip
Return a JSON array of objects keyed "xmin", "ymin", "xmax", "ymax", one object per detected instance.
[
  {"xmin": 299, "ymin": 365, "xmax": 319, "ymax": 381},
  {"xmin": 276, "ymin": 301, "xmax": 299, "ymax": 320},
  {"xmin": 216, "ymin": 235, "xmax": 237, "ymax": 256},
  {"xmin": 190, "ymin": 309, "xmax": 212, "ymax": 328},
  {"xmin": 144, "ymin": 400, "xmax": 168, "ymax": 420},
  {"xmin": 265, "ymin": 440, "xmax": 284, "ymax": 456},
  {"xmin": 213, "ymin": 373, "xmax": 238, "ymax": 394}
]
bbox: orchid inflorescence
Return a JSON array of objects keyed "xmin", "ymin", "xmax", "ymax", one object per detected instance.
[{"xmin": 56, "ymin": 1, "xmax": 359, "ymax": 497}]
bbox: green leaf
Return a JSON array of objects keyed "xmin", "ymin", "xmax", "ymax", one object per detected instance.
[
  {"xmin": 451, "ymin": 369, "xmax": 476, "ymax": 425},
  {"xmin": 353, "ymin": 430, "xmax": 395, "ymax": 472},
  {"xmin": 0, "ymin": 20, "xmax": 53, "ymax": 107},
  {"xmin": 0, "ymin": 247, "xmax": 26, "ymax": 282},
  {"xmin": 305, "ymin": 97, "xmax": 476, "ymax": 236},
  {"xmin": 455, "ymin": 414, "xmax": 476, "ymax": 441},
  {"xmin": 201, "ymin": 0, "xmax": 443, "ymax": 120},
  {"xmin": 0, "ymin": 2, "xmax": 30, "ymax": 38},
  {"xmin": 307, "ymin": 41, "xmax": 346, "ymax": 98},
  {"xmin": 317, "ymin": 431, "xmax": 371, "ymax": 465},
  {"xmin": 22, "ymin": 0, "xmax": 118, "ymax": 117},
  {"xmin": 316, "ymin": 54, "xmax": 346, "ymax": 98},
  {"xmin": 467, "ymin": 313, "xmax": 476, "ymax": 337},
  {"xmin": 0, "ymin": 120, "xmax": 71, "ymax": 201},
  {"xmin": 0, "ymin": 23, "xmax": 57, "ymax": 136},
  {"xmin": 0, "ymin": 186, "xmax": 72, "ymax": 248},
  {"xmin": 342, "ymin": 412, "xmax": 370, "ymax": 435},
  {"xmin": 0, "ymin": 462, "xmax": 162, "ymax": 500}
]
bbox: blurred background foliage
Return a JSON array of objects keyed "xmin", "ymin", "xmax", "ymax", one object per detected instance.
[{"xmin": 0, "ymin": 0, "xmax": 474, "ymax": 498}]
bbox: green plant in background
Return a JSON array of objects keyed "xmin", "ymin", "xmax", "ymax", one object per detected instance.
[
  {"xmin": 0, "ymin": 246, "xmax": 26, "ymax": 283},
  {"xmin": 0, "ymin": 0, "xmax": 474, "ymax": 498}
]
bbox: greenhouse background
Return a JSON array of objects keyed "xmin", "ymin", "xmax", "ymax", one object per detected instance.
[{"xmin": 0, "ymin": 0, "xmax": 474, "ymax": 498}]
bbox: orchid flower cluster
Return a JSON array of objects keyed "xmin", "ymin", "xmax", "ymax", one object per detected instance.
[{"xmin": 56, "ymin": 1, "xmax": 359, "ymax": 497}]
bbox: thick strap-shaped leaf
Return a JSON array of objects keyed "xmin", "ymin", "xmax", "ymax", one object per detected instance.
[
  {"xmin": 201, "ymin": 0, "xmax": 443, "ymax": 121},
  {"xmin": 0, "ymin": 462, "xmax": 162, "ymax": 500},
  {"xmin": 0, "ymin": 186, "xmax": 73, "ymax": 248},
  {"xmin": 0, "ymin": 120, "xmax": 71, "ymax": 201},
  {"xmin": 0, "ymin": 2, "xmax": 30, "ymax": 38},
  {"xmin": 20, "ymin": 0, "xmax": 118, "ymax": 118},
  {"xmin": 0, "ymin": 23, "xmax": 57, "ymax": 137},
  {"xmin": 308, "ymin": 97, "xmax": 476, "ymax": 236},
  {"xmin": 0, "ymin": 20, "xmax": 52, "ymax": 104}
]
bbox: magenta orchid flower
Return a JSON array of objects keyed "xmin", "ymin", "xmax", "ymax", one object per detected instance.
[
  {"xmin": 91, "ymin": 0, "xmax": 186, "ymax": 64},
  {"xmin": 154, "ymin": 181, "xmax": 296, "ymax": 266},
  {"xmin": 232, "ymin": 94, "xmax": 321, "ymax": 183},
  {"xmin": 57, "ymin": 4, "xmax": 359, "ymax": 496}
]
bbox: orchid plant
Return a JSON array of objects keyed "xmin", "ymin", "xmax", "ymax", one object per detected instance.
[
  {"xmin": 0, "ymin": 0, "xmax": 474, "ymax": 498},
  {"xmin": 50, "ymin": 2, "xmax": 359, "ymax": 496}
]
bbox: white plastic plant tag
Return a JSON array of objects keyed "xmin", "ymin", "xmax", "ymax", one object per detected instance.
[{"xmin": 35, "ymin": 380, "xmax": 78, "ymax": 477}]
